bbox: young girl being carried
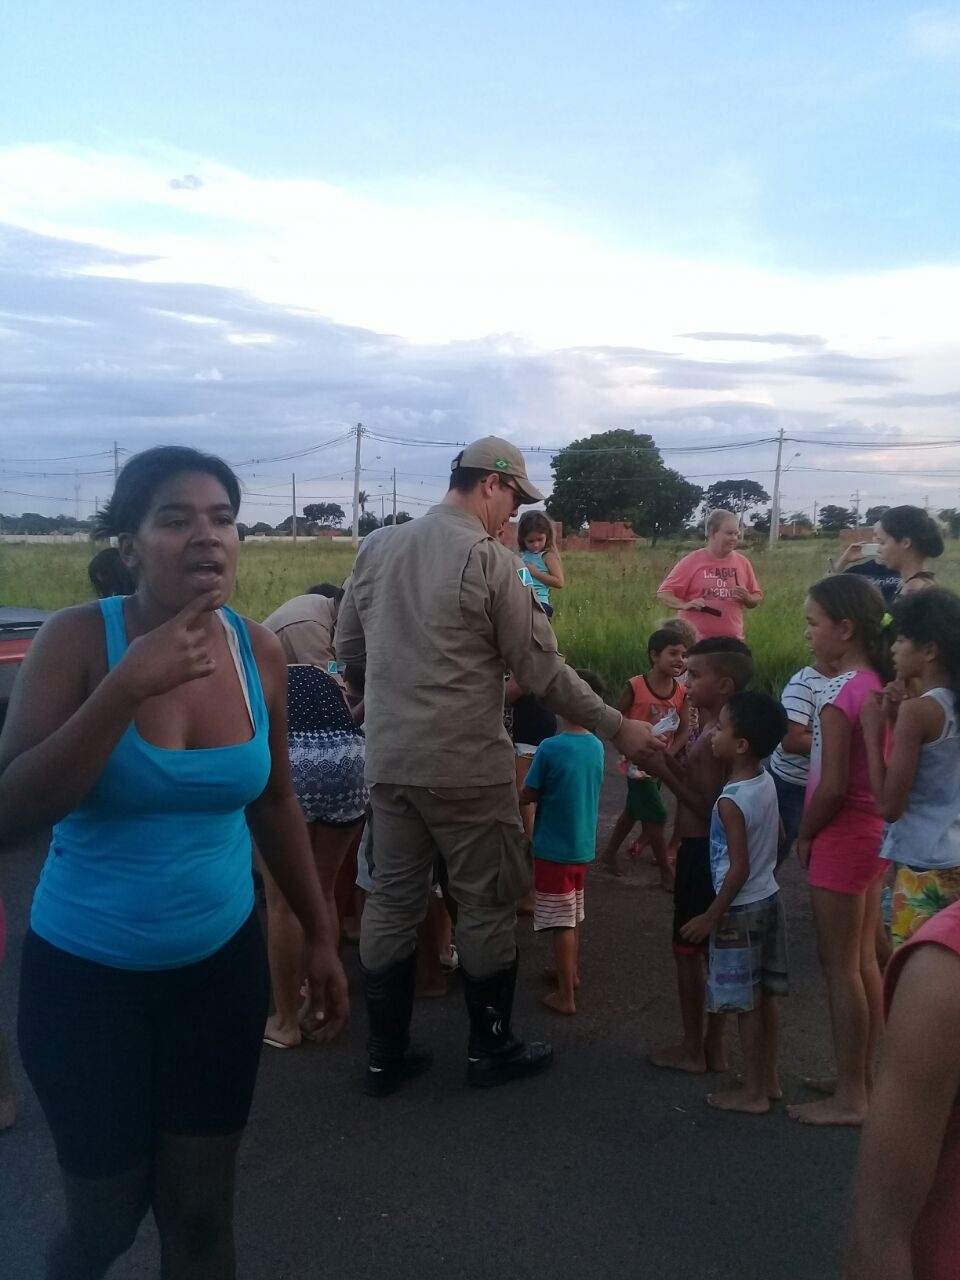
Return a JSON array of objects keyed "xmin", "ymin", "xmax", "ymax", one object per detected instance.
[
  {"xmin": 517, "ymin": 512, "xmax": 564, "ymax": 619},
  {"xmin": 861, "ymin": 588, "xmax": 960, "ymax": 947},
  {"xmin": 789, "ymin": 575, "xmax": 890, "ymax": 1128}
]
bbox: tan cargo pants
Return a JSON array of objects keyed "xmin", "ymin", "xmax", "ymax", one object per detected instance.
[{"xmin": 358, "ymin": 782, "xmax": 531, "ymax": 977}]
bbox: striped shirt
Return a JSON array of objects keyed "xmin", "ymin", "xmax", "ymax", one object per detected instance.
[{"xmin": 768, "ymin": 666, "xmax": 829, "ymax": 787}]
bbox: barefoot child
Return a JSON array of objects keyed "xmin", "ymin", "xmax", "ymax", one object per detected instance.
[
  {"xmin": 521, "ymin": 669, "xmax": 606, "ymax": 1015},
  {"xmin": 600, "ymin": 629, "xmax": 690, "ymax": 888},
  {"xmin": 788, "ymin": 575, "xmax": 889, "ymax": 1128},
  {"xmin": 644, "ymin": 637, "xmax": 754, "ymax": 1074},
  {"xmin": 517, "ymin": 512, "xmax": 564, "ymax": 619},
  {"xmin": 680, "ymin": 692, "xmax": 789, "ymax": 1113}
]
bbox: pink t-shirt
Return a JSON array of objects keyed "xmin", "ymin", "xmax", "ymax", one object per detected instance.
[
  {"xmin": 806, "ymin": 669, "xmax": 884, "ymax": 817},
  {"xmin": 885, "ymin": 900, "xmax": 960, "ymax": 1280},
  {"xmin": 657, "ymin": 549, "xmax": 762, "ymax": 640}
]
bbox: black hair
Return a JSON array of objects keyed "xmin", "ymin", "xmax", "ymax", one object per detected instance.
[
  {"xmin": 880, "ymin": 505, "xmax": 944, "ymax": 559},
  {"xmin": 725, "ymin": 691, "xmax": 789, "ymax": 761},
  {"xmin": 686, "ymin": 636, "xmax": 754, "ymax": 691},
  {"xmin": 807, "ymin": 574, "xmax": 891, "ymax": 680},
  {"xmin": 648, "ymin": 627, "xmax": 688, "ymax": 659},
  {"xmin": 448, "ymin": 451, "xmax": 491, "ymax": 494},
  {"xmin": 93, "ymin": 446, "xmax": 241, "ymax": 539},
  {"xmin": 890, "ymin": 588, "xmax": 960, "ymax": 716},
  {"xmin": 308, "ymin": 582, "xmax": 345, "ymax": 603},
  {"xmin": 87, "ymin": 547, "xmax": 137, "ymax": 599},
  {"xmin": 575, "ymin": 667, "xmax": 607, "ymax": 699}
]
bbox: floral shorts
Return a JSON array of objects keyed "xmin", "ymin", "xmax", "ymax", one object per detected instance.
[{"xmin": 891, "ymin": 864, "xmax": 960, "ymax": 947}]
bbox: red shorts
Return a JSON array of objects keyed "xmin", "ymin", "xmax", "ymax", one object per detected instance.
[
  {"xmin": 807, "ymin": 814, "xmax": 884, "ymax": 895},
  {"xmin": 533, "ymin": 859, "xmax": 587, "ymax": 931}
]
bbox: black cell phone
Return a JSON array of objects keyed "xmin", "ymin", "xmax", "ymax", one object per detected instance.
[{"xmin": 700, "ymin": 605, "xmax": 722, "ymax": 617}]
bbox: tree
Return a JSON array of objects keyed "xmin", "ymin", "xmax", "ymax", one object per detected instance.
[
  {"xmin": 357, "ymin": 491, "xmax": 369, "ymax": 515},
  {"xmin": 302, "ymin": 502, "xmax": 345, "ymax": 526},
  {"xmin": 939, "ymin": 509, "xmax": 960, "ymax": 539},
  {"xmin": 750, "ymin": 507, "xmax": 772, "ymax": 535},
  {"xmin": 818, "ymin": 505, "xmax": 855, "ymax": 533},
  {"xmin": 704, "ymin": 479, "xmax": 771, "ymax": 517},
  {"xmin": 250, "ymin": 522, "xmax": 274, "ymax": 535},
  {"xmin": 546, "ymin": 429, "xmax": 703, "ymax": 545},
  {"xmin": 358, "ymin": 511, "xmax": 380, "ymax": 536},
  {"xmin": 383, "ymin": 511, "xmax": 413, "ymax": 525},
  {"xmin": 785, "ymin": 512, "xmax": 813, "ymax": 529},
  {"xmin": 864, "ymin": 505, "xmax": 889, "ymax": 526}
]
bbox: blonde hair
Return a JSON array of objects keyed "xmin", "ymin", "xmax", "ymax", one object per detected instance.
[
  {"xmin": 517, "ymin": 511, "xmax": 557, "ymax": 554},
  {"xmin": 706, "ymin": 508, "xmax": 738, "ymax": 536}
]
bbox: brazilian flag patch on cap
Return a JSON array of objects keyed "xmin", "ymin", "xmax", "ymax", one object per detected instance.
[{"xmin": 494, "ymin": 457, "xmax": 510, "ymax": 470}]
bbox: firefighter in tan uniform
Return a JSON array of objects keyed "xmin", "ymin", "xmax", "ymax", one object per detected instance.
[{"xmin": 337, "ymin": 438, "xmax": 660, "ymax": 1095}]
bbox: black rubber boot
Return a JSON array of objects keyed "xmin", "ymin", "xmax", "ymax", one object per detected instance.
[
  {"xmin": 462, "ymin": 953, "xmax": 554, "ymax": 1088},
  {"xmin": 360, "ymin": 952, "xmax": 433, "ymax": 1097}
]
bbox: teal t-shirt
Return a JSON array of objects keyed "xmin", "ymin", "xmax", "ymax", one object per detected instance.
[
  {"xmin": 520, "ymin": 549, "xmax": 551, "ymax": 605},
  {"xmin": 526, "ymin": 731, "xmax": 605, "ymax": 863}
]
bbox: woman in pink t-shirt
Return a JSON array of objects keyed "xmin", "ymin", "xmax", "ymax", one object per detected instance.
[
  {"xmin": 656, "ymin": 509, "xmax": 763, "ymax": 640},
  {"xmin": 845, "ymin": 898, "xmax": 960, "ymax": 1280},
  {"xmin": 788, "ymin": 574, "xmax": 889, "ymax": 1130}
]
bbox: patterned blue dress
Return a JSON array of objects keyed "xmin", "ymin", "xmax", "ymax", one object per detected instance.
[{"xmin": 287, "ymin": 665, "xmax": 367, "ymax": 826}]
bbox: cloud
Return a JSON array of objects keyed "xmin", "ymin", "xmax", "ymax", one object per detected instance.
[
  {"xmin": 843, "ymin": 389, "xmax": 960, "ymax": 408},
  {"xmin": 681, "ymin": 332, "xmax": 826, "ymax": 348},
  {"xmin": 168, "ymin": 174, "xmax": 204, "ymax": 191},
  {"xmin": 909, "ymin": 10, "xmax": 960, "ymax": 60}
]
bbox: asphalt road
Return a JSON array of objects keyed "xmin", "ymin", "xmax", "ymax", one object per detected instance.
[{"xmin": 0, "ymin": 753, "xmax": 858, "ymax": 1279}]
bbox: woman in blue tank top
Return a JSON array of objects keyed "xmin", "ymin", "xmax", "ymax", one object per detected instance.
[{"xmin": 0, "ymin": 446, "xmax": 347, "ymax": 1280}]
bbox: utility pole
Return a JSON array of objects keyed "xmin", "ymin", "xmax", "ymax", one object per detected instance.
[
  {"xmin": 813, "ymin": 498, "xmax": 818, "ymax": 532},
  {"xmin": 851, "ymin": 489, "xmax": 861, "ymax": 527},
  {"xmin": 74, "ymin": 468, "xmax": 80, "ymax": 522},
  {"xmin": 392, "ymin": 467, "xmax": 397, "ymax": 525},
  {"xmin": 292, "ymin": 473, "xmax": 297, "ymax": 543},
  {"xmin": 768, "ymin": 428, "xmax": 785, "ymax": 549},
  {"xmin": 113, "ymin": 441, "xmax": 120, "ymax": 483},
  {"xmin": 352, "ymin": 423, "xmax": 363, "ymax": 547},
  {"xmin": 380, "ymin": 493, "xmax": 385, "ymax": 523}
]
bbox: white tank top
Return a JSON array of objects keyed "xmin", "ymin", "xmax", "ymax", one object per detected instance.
[{"xmin": 881, "ymin": 688, "xmax": 960, "ymax": 870}]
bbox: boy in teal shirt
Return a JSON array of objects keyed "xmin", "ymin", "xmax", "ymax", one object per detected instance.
[{"xmin": 521, "ymin": 670, "xmax": 606, "ymax": 1015}]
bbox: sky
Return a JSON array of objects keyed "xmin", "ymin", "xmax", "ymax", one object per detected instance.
[{"xmin": 2, "ymin": 1, "xmax": 960, "ymax": 526}]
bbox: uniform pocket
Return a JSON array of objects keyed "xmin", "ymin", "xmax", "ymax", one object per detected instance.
[{"xmin": 496, "ymin": 820, "xmax": 533, "ymax": 903}]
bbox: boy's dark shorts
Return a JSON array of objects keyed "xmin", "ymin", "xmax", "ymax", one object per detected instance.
[
  {"xmin": 672, "ymin": 836, "xmax": 715, "ymax": 956},
  {"xmin": 625, "ymin": 777, "xmax": 667, "ymax": 824}
]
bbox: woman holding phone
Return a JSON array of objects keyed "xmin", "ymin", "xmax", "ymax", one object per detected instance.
[{"xmin": 657, "ymin": 509, "xmax": 763, "ymax": 641}]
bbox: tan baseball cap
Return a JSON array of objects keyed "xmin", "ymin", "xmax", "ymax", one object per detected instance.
[{"xmin": 452, "ymin": 436, "xmax": 545, "ymax": 503}]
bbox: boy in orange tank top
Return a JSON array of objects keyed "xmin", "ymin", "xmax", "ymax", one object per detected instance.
[{"xmin": 599, "ymin": 629, "xmax": 690, "ymax": 889}]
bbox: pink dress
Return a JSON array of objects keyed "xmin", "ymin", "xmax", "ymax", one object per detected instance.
[
  {"xmin": 884, "ymin": 901, "xmax": 960, "ymax": 1279},
  {"xmin": 657, "ymin": 548, "xmax": 762, "ymax": 640},
  {"xmin": 806, "ymin": 668, "xmax": 885, "ymax": 894}
]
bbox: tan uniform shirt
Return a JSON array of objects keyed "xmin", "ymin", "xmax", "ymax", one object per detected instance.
[
  {"xmin": 262, "ymin": 594, "xmax": 337, "ymax": 667},
  {"xmin": 336, "ymin": 504, "xmax": 622, "ymax": 786}
]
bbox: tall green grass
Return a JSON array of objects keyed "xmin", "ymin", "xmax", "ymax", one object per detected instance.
[{"xmin": 4, "ymin": 539, "xmax": 959, "ymax": 696}]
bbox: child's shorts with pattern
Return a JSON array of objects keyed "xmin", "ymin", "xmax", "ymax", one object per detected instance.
[
  {"xmin": 706, "ymin": 891, "xmax": 788, "ymax": 1013},
  {"xmin": 533, "ymin": 859, "xmax": 586, "ymax": 931}
]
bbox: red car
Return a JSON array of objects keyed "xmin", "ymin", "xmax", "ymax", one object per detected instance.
[{"xmin": 0, "ymin": 608, "xmax": 52, "ymax": 730}]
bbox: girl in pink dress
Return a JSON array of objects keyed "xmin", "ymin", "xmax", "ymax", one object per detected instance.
[{"xmin": 788, "ymin": 574, "xmax": 890, "ymax": 1128}]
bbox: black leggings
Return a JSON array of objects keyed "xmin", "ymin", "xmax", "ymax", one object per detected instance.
[{"xmin": 18, "ymin": 911, "xmax": 269, "ymax": 1178}]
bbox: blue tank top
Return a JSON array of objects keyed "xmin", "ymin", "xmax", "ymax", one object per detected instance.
[
  {"xmin": 30, "ymin": 596, "xmax": 272, "ymax": 969},
  {"xmin": 521, "ymin": 549, "xmax": 550, "ymax": 605}
]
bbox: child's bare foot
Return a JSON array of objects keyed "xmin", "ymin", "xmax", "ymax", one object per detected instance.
[
  {"xmin": 787, "ymin": 1097, "xmax": 866, "ymax": 1127},
  {"xmin": 543, "ymin": 965, "xmax": 580, "ymax": 989},
  {"xmin": 736, "ymin": 1072, "xmax": 783, "ymax": 1101},
  {"xmin": 598, "ymin": 856, "xmax": 623, "ymax": 878},
  {"xmin": 542, "ymin": 991, "xmax": 576, "ymax": 1015},
  {"xmin": 659, "ymin": 869, "xmax": 675, "ymax": 893},
  {"xmin": 802, "ymin": 1075, "xmax": 836, "ymax": 1095},
  {"xmin": 649, "ymin": 1042, "xmax": 707, "ymax": 1073},
  {"xmin": 707, "ymin": 1086, "xmax": 770, "ymax": 1115}
]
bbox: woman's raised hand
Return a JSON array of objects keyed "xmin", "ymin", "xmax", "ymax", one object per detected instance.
[{"xmin": 115, "ymin": 592, "xmax": 221, "ymax": 702}]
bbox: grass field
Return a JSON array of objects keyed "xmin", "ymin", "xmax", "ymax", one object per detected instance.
[{"xmin": 4, "ymin": 539, "xmax": 960, "ymax": 696}]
